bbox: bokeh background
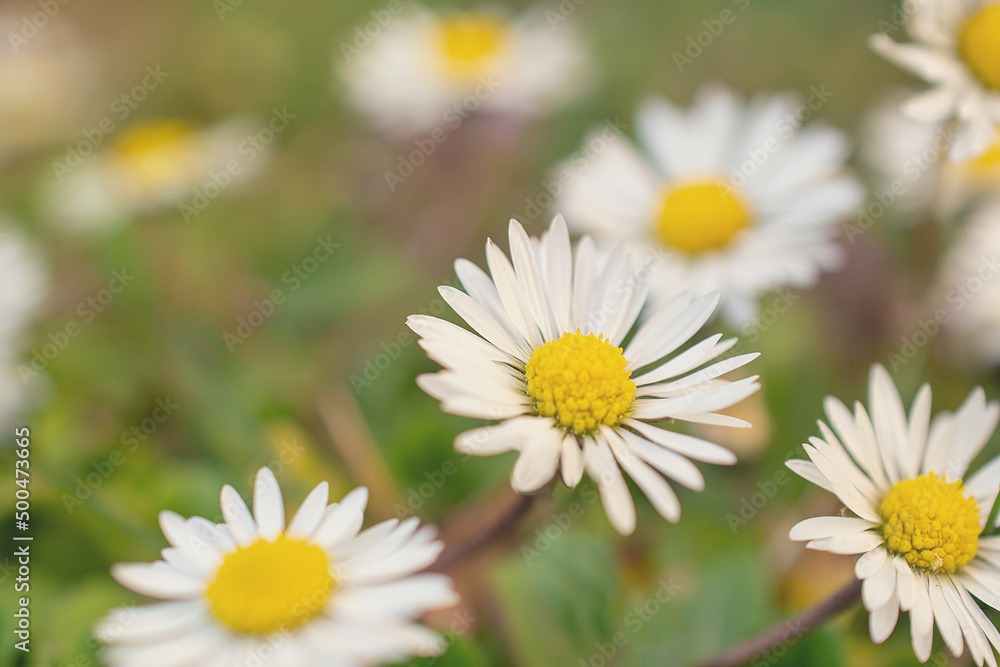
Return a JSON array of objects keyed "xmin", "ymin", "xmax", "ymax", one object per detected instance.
[{"xmin": 1, "ymin": 0, "xmax": 998, "ymax": 665}]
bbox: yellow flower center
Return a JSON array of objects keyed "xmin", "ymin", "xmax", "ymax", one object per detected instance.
[
  {"xmin": 437, "ymin": 14, "xmax": 507, "ymax": 81},
  {"xmin": 109, "ymin": 120, "xmax": 200, "ymax": 192},
  {"xmin": 959, "ymin": 2, "xmax": 1000, "ymax": 91},
  {"xmin": 525, "ymin": 330, "xmax": 636, "ymax": 436},
  {"xmin": 657, "ymin": 181, "xmax": 750, "ymax": 254},
  {"xmin": 969, "ymin": 131, "xmax": 1000, "ymax": 169},
  {"xmin": 205, "ymin": 535, "xmax": 334, "ymax": 634},
  {"xmin": 880, "ymin": 473, "xmax": 981, "ymax": 574}
]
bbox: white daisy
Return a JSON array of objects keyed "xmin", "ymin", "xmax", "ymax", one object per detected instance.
[
  {"xmin": 554, "ymin": 85, "xmax": 864, "ymax": 326},
  {"xmin": 936, "ymin": 199, "xmax": 1000, "ymax": 365},
  {"xmin": 788, "ymin": 364, "xmax": 1000, "ymax": 665},
  {"xmin": 861, "ymin": 92, "xmax": 1000, "ymax": 221},
  {"xmin": 0, "ymin": 224, "xmax": 48, "ymax": 428},
  {"xmin": 870, "ymin": 0, "xmax": 1000, "ymax": 162},
  {"xmin": 96, "ymin": 468, "xmax": 458, "ymax": 667},
  {"xmin": 408, "ymin": 216, "xmax": 760, "ymax": 535},
  {"xmin": 0, "ymin": 224, "xmax": 48, "ymax": 347},
  {"xmin": 339, "ymin": 6, "xmax": 591, "ymax": 136},
  {"xmin": 46, "ymin": 118, "xmax": 267, "ymax": 232}
]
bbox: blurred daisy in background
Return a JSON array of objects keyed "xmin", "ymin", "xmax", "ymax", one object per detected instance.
[
  {"xmin": 861, "ymin": 91, "xmax": 1000, "ymax": 222},
  {"xmin": 860, "ymin": 90, "xmax": 951, "ymax": 221},
  {"xmin": 409, "ymin": 216, "xmax": 760, "ymax": 536},
  {"xmin": 338, "ymin": 6, "xmax": 592, "ymax": 136},
  {"xmin": 45, "ymin": 117, "xmax": 268, "ymax": 233},
  {"xmin": 788, "ymin": 364, "xmax": 1000, "ymax": 665},
  {"xmin": 0, "ymin": 224, "xmax": 48, "ymax": 428},
  {"xmin": 555, "ymin": 85, "xmax": 863, "ymax": 326},
  {"xmin": 0, "ymin": 14, "xmax": 97, "ymax": 166},
  {"xmin": 97, "ymin": 467, "xmax": 457, "ymax": 667},
  {"xmin": 936, "ymin": 200, "xmax": 1000, "ymax": 365},
  {"xmin": 870, "ymin": 0, "xmax": 1000, "ymax": 162}
]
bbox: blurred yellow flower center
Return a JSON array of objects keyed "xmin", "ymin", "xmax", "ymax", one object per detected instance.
[
  {"xmin": 525, "ymin": 330, "xmax": 635, "ymax": 436},
  {"xmin": 205, "ymin": 535, "xmax": 334, "ymax": 634},
  {"xmin": 880, "ymin": 473, "xmax": 981, "ymax": 574},
  {"xmin": 110, "ymin": 120, "xmax": 199, "ymax": 191},
  {"xmin": 437, "ymin": 14, "xmax": 507, "ymax": 80},
  {"xmin": 970, "ymin": 132, "xmax": 1000, "ymax": 168},
  {"xmin": 959, "ymin": 2, "xmax": 1000, "ymax": 91},
  {"xmin": 657, "ymin": 181, "xmax": 750, "ymax": 254}
]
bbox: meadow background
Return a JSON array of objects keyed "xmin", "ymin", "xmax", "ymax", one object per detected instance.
[{"xmin": 1, "ymin": 0, "xmax": 996, "ymax": 665}]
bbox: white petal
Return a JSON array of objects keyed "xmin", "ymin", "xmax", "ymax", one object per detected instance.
[
  {"xmin": 287, "ymin": 481, "xmax": 330, "ymax": 539},
  {"xmin": 930, "ymin": 579, "xmax": 966, "ymax": 658},
  {"xmin": 583, "ymin": 435, "xmax": 636, "ymax": 535},
  {"xmin": 863, "ymin": 558, "xmax": 898, "ymax": 611},
  {"xmin": 219, "ymin": 484, "xmax": 256, "ymax": 547},
  {"xmin": 314, "ymin": 487, "xmax": 369, "ymax": 549},
  {"xmin": 253, "ymin": 467, "xmax": 285, "ymax": 540},
  {"xmin": 855, "ymin": 546, "xmax": 888, "ymax": 580},
  {"xmin": 110, "ymin": 562, "xmax": 204, "ymax": 599},
  {"xmin": 560, "ymin": 434, "xmax": 584, "ymax": 488},
  {"xmin": 789, "ymin": 516, "xmax": 876, "ymax": 542},
  {"xmin": 869, "ymin": 587, "xmax": 900, "ymax": 644},
  {"xmin": 511, "ymin": 430, "xmax": 563, "ymax": 493}
]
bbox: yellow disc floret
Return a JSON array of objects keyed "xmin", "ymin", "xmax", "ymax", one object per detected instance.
[
  {"xmin": 109, "ymin": 120, "xmax": 200, "ymax": 193},
  {"xmin": 880, "ymin": 473, "xmax": 981, "ymax": 574},
  {"xmin": 525, "ymin": 330, "xmax": 636, "ymax": 436},
  {"xmin": 205, "ymin": 535, "xmax": 334, "ymax": 634},
  {"xmin": 657, "ymin": 181, "xmax": 750, "ymax": 254},
  {"xmin": 437, "ymin": 14, "xmax": 507, "ymax": 81},
  {"xmin": 959, "ymin": 2, "xmax": 1000, "ymax": 91}
]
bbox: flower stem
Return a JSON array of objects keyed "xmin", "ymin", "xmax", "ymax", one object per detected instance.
[
  {"xmin": 984, "ymin": 490, "xmax": 1000, "ymax": 538},
  {"xmin": 694, "ymin": 579, "xmax": 862, "ymax": 667},
  {"xmin": 430, "ymin": 494, "xmax": 537, "ymax": 571}
]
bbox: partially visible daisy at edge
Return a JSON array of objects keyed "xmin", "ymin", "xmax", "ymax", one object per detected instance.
[
  {"xmin": 338, "ymin": 6, "xmax": 592, "ymax": 136},
  {"xmin": 45, "ymin": 117, "xmax": 269, "ymax": 233},
  {"xmin": 408, "ymin": 216, "xmax": 760, "ymax": 535},
  {"xmin": 96, "ymin": 468, "xmax": 458, "ymax": 667},
  {"xmin": 0, "ymin": 224, "xmax": 48, "ymax": 428},
  {"xmin": 870, "ymin": 0, "xmax": 1000, "ymax": 161},
  {"xmin": 861, "ymin": 90, "xmax": 1000, "ymax": 221},
  {"xmin": 934, "ymin": 199, "xmax": 1000, "ymax": 365},
  {"xmin": 554, "ymin": 84, "xmax": 863, "ymax": 326},
  {"xmin": 788, "ymin": 364, "xmax": 1000, "ymax": 665}
]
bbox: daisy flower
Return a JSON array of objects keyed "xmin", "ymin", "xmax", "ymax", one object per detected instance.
[
  {"xmin": 870, "ymin": 0, "xmax": 1000, "ymax": 162},
  {"xmin": 788, "ymin": 364, "xmax": 1000, "ymax": 665},
  {"xmin": 554, "ymin": 85, "xmax": 863, "ymax": 326},
  {"xmin": 935, "ymin": 200, "xmax": 1000, "ymax": 365},
  {"xmin": 0, "ymin": 224, "xmax": 47, "ymax": 427},
  {"xmin": 46, "ymin": 118, "xmax": 266, "ymax": 232},
  {"xmin": 861, "ymin": 92, "xmax": 1000, "ymax": 221},
  {"xmin": 0, "ymin": 224, "xmax": 48, "ymax": 347},
  {"xmin": 96, "ymin": 468, "xmax": 458, "ymax": 667},
  {"xmin": 408, "ymin": 216, "xmax": 760, "ymax": 535},
  {"xmin": 339, "ymin": 6, "xmax": 591, "ymax": 136}
]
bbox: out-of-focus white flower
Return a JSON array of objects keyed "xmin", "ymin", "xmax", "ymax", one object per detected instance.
[
  {"xmin": 0, "ymin": 223, "xmax": 48, "ymax": 427},
  {"xmin": 339, "ymin": 7, "xmax": 592, "ymax": 136},
  {"xmin": 870, "ymin": 0, "xmax": 1000, "ymax": 161},
  {"xmin": 861, "ymin": 92, "xmax": 1000, "ymax": 221},
  {"xmin": 46, "ymin": 118, "xmax": 269, "ymax": 232},
  {"xmin": 97, "ymin": 468, "xmax": 458, "ymax": 667},
  {"xmin": 936, "ymin": 200, "xmax": 1000, "ymax": 364},
  {"xmin": 555, "ymin": 85, "xmax": 863, "ymax": 326}
]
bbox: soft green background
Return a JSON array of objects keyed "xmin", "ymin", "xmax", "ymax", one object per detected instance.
[{"xmin": 1, "ymin": 0, "xmax": 998, "ymax": 665}]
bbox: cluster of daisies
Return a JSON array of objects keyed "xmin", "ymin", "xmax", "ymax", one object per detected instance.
[{"xmin": 0, "ymin": 0, "xmax": 996, "ymax": 665}]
